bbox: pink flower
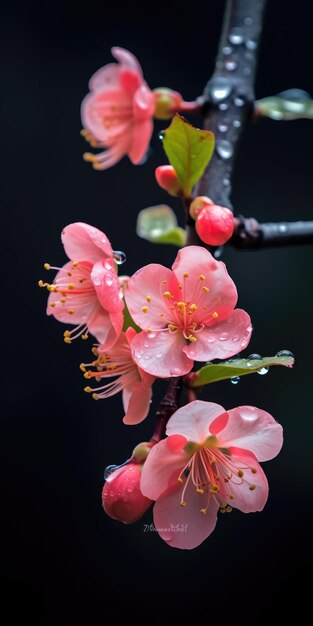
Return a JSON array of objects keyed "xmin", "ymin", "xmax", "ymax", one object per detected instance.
[
  {"xmin": 82, "ymin": 327, "xmax": 155, "ymax": 425},
  {"xmin": 102, "ymin": 462, "xmax": 153, "ymax": 524},
  {"xmin": 81, "ymin": 47, "xmax": 155, "ymax": 170},
  {"xmin": 141, "ymin": 400, "xmax": 283, "ymax": 549},
  {"xmin": 125, "ymin": 246, "xmax": 252, "ymax": 378},
  {"xmin": 42, "ymin": 222, "xmax": 124, "ymax": 349}
]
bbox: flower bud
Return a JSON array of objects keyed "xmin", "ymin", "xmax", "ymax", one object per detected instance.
[
  {"xmin": 102, "ymin": 462, "xmax": 153, "ymax": 524},
  {"xmin": 155, "ymin": 165, "xmax": 181, "ymax": 196},
  {"xmin": 192, "ymin": 199, "xmax": 234, "ymax": 246},
  {"xmin": 131, "ymin": 441, "xmax": 154, "ymax": 463},
  {"xmin": 153, "ymin": 88, "xmax": 183, "ymax": 120},
  {"xmin": 189, "ymin": 195, "xmax": 214, "ymax": 220}
]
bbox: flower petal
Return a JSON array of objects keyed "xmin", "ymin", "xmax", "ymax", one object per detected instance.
[
  {"xmin": 166, "ymin": 400, "xmax": 227, "ymax": 443},
  {"xmin": 223, "ymin": 451, "xmax": 269, "ymax": 513},
  {"xmin": 172, "ymin": 246, "xmax": 238, "ymax": 310},
  {"xmin": 153, "ymin": 482, "xmax": 219, "ymax": 549},
  {"xmin": 133, "ymin": 85, "xmax": 155, "ymax": 121},
  {"xmin": 120, "ymin": 68, "xmax": 142, "ymax": 95},
  {"xmin": 125, "ymin": 264, "xmax": 180, "ymax": 330},
  {"xmin": 140, "ymin": 437, "xmax": 188, "ymax": 501},
  {"xmin": 183, "ymin": 309, "xmax": 252, "ymax": 361},
  {"xmin": 111, "ymin": 47, "xmax": 143, "ymax": 75},
  {"xmin": 89, "ymin": 308, "xmax": 123, "ymax": 349},
  {"xmin": 122, "ymin": 381, "xmax": 152, "ymax": 425},
  {"xmin": 91, "ymin": 259, "xmax": 123, "ymax": 313},
  {"xmin": 61, "ymin": 223, "xmax": 113, "ymax": 263},
  {"xmin": 88, "ymin": 63, "xmax": 120, "ymax": 92},
  {"xmin": 130, "ymin": 330, "xmax": 192, "ymax": 378},
  {"xmin": 129, "ymin": 118, "xmax": 153, "ymax": 164},
  {"xmin": 218, "ymin": 406, "xmax": 283, "ymax": 462}
]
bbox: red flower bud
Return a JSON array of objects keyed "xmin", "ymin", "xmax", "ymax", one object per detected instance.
[
  {"xmin": 102, "ymin": 462, "xmax": 153, "ymax": 524},
  {"xmin": 191, "ymin": 197, "xmax": 234, "ymax": 246},
  {"xmin": 155, "ymin": 165, "xmax": 181, "ymax": 196},
  {"xmin": 153, "ymin": 88, "xmax": 183, "ymax": 120}
]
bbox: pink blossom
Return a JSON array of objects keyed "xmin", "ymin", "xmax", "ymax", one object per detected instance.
[
  {"xmin": 82, "ymin": 328, "xmax": 155, "ymax": 425},
  {"xmin": 42, "ymin": 222, "xmax": 124, "ymax": 349},
  {"xmin": 81, "ymin": 47, "xmax": 155, "ymax": 170},
  {"xmin": 125, "ymin": 246, "xmax": 252, "ymax": 378},
  {"xmin": 103, "ymin": 462, "xmax": 153, "ymax": 524},
  {"xmin": 141, "ymin": 400, "xmax": 283, "ymax": 549}
]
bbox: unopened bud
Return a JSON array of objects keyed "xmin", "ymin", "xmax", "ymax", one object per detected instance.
[
  {"xmin": 195, "ymin": 201, "xmax": 234, "ymax": 246},
  {"xmin": 102, "ymin": 463, "xmax": 152, "ymax": 524},
  {"xmin": 131, "ymin": 441, "xmax": 154, "ymax": 463},
  {"xmin": 153, "ymin": 88, "xmax": 183, "ymax": 120},
  {"xmin": 155, "ymin": 165, "xmax": 181, "ymax": 196},
  {"xmin": 189, "ymin": 196, "xmax": 214, "ymax": 220}
]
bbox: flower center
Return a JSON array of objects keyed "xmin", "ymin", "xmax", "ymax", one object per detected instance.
[
  {"xmin": 177, "ymin": 437, "xmax": 258, "ymax": 514},
  {"xmin": 141, "ymin": 273, "xmax": 221, "ymax": 343},
  {"xmin": 81, "ymin": 345, "xmax": 139, "ymax": 400}
]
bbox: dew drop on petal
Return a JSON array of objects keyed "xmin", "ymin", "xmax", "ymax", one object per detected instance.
[
  {"xmin": 104, "ymin": 464, "xmax": 118, "ymax": 480},
  {"xmin": 216, "ymin": 140, "xmax": 233, "ymax": 160},
  {"xmin": 113, "ymin": 250, "xmax": 126, "ymax": 265},
  {"xmin": 170, "ymin": 367, "xmax": 181, "ymax": 376},
  {"xmin": 225, "ymin": 57, "xmax": 237, "ymax": 72},
  {"xmin": 257, "ymin": 366, "xmax": 269, "ymax": 376},
  {"xmin": 93, "ymin": 276, "xmax": 102, "ymax": 286},
  {"xmin": 210, "ymin": 76, "xmax": 233, "ymax": 102},
  {"xmin": 247, "ymin": 353, "xmax": 262, "ymax": 367},
  {"xmin": 239, "ymin": 407, "xmax": 259, "ymax": 421}
]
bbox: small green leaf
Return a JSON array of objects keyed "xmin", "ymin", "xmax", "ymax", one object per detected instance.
[
  {"xmin": 256, "ymin": 89, "xmax": 313, "ymax": 120},
  {"xmin": 190, "ymin": 355, "xmax": 294, "ymax": 387},
  {"xmin": 136, "ymin": 204, "xmax": 186, "ymax": 246},
  {"xmin": 161, "ymin": 114, "xmax": 215, "ymax": 196}
]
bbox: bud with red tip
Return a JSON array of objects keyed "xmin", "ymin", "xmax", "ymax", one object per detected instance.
[
  {"xmin": 155, "ymin": 165, "xmax": 181, "ymax": 196},
  {"xmin": 190, "ymin": 196, "xmax": 234, "ymax": 246},
  {"xmin": 102, "ymin": 442, "xmax": 154, "ymax": 524}
]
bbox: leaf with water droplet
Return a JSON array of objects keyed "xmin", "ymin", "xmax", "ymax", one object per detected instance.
[
  {"xmin": 136, "ymin": 204, "xmax": 186, "ymax": 246},
  {"xmin": 161, "ymin": 114, "xmax": 215, "ymax": 196},
  {"xmin": 256, "ymin": 89, "xmax": 313, "ymax": 120},
  {"xmin": 190, "ymin": 355, "xmax": 294, "ymax": 387}
]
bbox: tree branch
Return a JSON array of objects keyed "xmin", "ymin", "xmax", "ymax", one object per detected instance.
[
  {"xmin": 231, "ymin": 216, "xmax": 313, "ymax": 249},
  {"xmin": 151, "ymin": 378, "xmax": 181, "ymax": 443}
]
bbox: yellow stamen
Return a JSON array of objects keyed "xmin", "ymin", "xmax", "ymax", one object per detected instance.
[
  {"xmin": 68, "ymin": 309, "xmax": 75, "ymax": 315},
  {"xmin": 190, "ymin": 304, "xmax": 197, "ymax": 312},
  {"xmin": 50, "ymin": 302, "xmax": 56, "ymax": 308},
  {"xmin": 146, "ymin": 295, "xmax": 151, "ymax": 302},
  {"xmin": 80, "ymin": 364, "xmax": 86, "ymax": 372},
  {"xmin": 64, "ymin": 330, "xmax": 71, "ymax": 337},
  {"xmin": 68, "ymin": 283, "xmax": 75, "ymax": 290},
  {"xmin": 199, "ymin": 274, "xmax": 206, "ymax": 280},
  {"xmin": 83, "ymin": 152, "xmax": 97, "ymax": 162},
  {"xmin": 251, "ymin": 468, "xmax": 257, "ymax": 474},
  {"xmin": 177, "ymin": 477, "xmax": 183, "ymax": 484},
  {"xmin": 60, "ymin": 298, "xmax": 66, "ymax": 303},
  {"xmin": 196, "ymin": 488, "xmax": 204, "ymax": 494},
  {"xmin": 200, "ymin": 508, "xmax": 207, "ymax": 514},
  {"xmin": 212, "ymin": 312, "xmax": 219, "ymax": 319},
  {"xmin": 81, "ymin": 334, "xmax": 89, "ymax": 340},
  {"xmin": 92, "ymin": 393, "xmax": 99, "ymax": 400},
  {"xmin": 84, "ymin": 386, "xmax": 92, "ymax": 393},
  {"xmin": 183, "ymin": 272, "xmax": 189, "ymax": 278},
  {"xmin": 141, "ymin": 306, "xmax": 148, "ymax": 313},
  {"xmin": 238, "ymin": 470, "xmax": 244, "ymax": 478},
  {"xmin": 210, "ymin": 484, "xmax": 220, "ymax": 493},
  {"xmin": 163, "ymin": 291, "xmax": 173, "ymax": 298},
  {"xmin": 72, "ymin": 261, "xmax": 79, "ymax": 267},
  {"xmin": 168, "ymin": 324, "xmax": 177, "ymax": 332},
  {"xmin": 64, "ymin": 337, "xmax": 71, "ymax": 344},
  {"xmin": 202, "ymin": 286, "xmax": 210, "ymax": 293},
  {"xmin": 180, "ymin": 501, "xmax": 187, "ymax": 507},
  {"xmin": 187, "ymin": 335, "xmax": 197, "ymax": 342},
  {"xmin": 249, "ymin": 485, "xmax": 256, "ymax": 491},
  {"xmin": 44, "ymin": 263, "xmax": 51, "ymax": 270},
  {"xmin": 84, "ymin": 371, "xmax": 91, "ymax": 379},
  {"xmin": 38, "ymin": 280, "xmax": 45, "ymax": 287}
]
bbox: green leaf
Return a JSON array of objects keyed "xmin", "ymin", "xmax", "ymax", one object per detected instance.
[
  {"xmin": 136, "ymin": 204, "xmax": 186, "ymax": 246},
  {"xmin": 161, "ymin": 114, "xmax": 215, "ymax": 196},
  {"xmin": 256, "ymin": 89, "xmax": 313, "ymax": 120},
  {"xmin": 190, "ymin": 355, "xmax": 294, "ymax": 388}
]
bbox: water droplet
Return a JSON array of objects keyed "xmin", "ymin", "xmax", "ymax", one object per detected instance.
[
  {"xmin": 104, "ymin": 260, "xmax": 112, "ymax": 270},
  {"xmin": 278, "ymin": 224, "xmax": 287, "ymax": 233},
  {"xmin": 127, "ymin": 487, "xmax": 133, "ymax": 493},
  {"xmin": 207, "ymin": 336, "xmax": 216, "ymax": 343},
  {"xmin": 210, "ymin": 77, "xmax": 233, "ymax": 103},
  {"xmin": 231, "ymin": 376, "xmax": 240, "ymax": 385},
  {"xmin": 233, "ymin": 119, "xmax": 241, "ymax": 128},
  {"xmin": 243, "ymin": 67, "xmax": 251, "ymax": 76},
  {"xmin": 104, "ymin": 464, "xmax": 118, "ymax": 480},
  {"xmin": 218, "ymin": 123, "xmax": 228, "ymax": 133},
  {"xmin": 219, "ymin": 102, "xmax": 229, "ymax": 111},
  {"xmin": 276, "ymin": 349, "xmax": 294, "ymax": 358},
  {"xmin": 158, "ymin": 131, "xmax": 165, "ymax": 140},
  {"xmin": 225, "ymin": 57, "xmax": 237, "ymax": 72},
  {"xmin": 214, "ymin": 246, "xmax": 224, "ymax": 259},
  {"xmin": 113, "ymin": 250, "xmax": 126, "ymax": 265},
  {"xmin": 144, "ymin": 354, "xmax": 152, "ymax": 360},
  {"xmin": 229, "ymin": 28, "xmax": 244, "ymax": 45},
  {"xmin": 150, "ymin": 227, "xmax": 163, "ymax": 237},
  {"xmin": 170, "ymin": 367, "xmax": 181, "ymax": 376},
  {"xmin": 216, "ymin": 140, "xmax": 233, "ymax": 160},
  {"xmin": 144, "ymin": 342, "xmax": 149, "ymax": 348},
  {"xmin": 245, "ymin": 37, "xmax": 257, "ymax": 50},
  {"xmin": 93, "ymin": 276, "xmax": 102, "ymax": 286},
  {"xmin": 155, "ymin": 353, "xmax": 162, "ymax": 359},
  {"xmin": 240, "ymin": 407, "xmax": 259, "ymax": 421},
  {"xmin": 148, "ymin": 332, "xmax": 156, "ymax": 339},
  {"xmin": 248, "ymin": 353, "xmax": 262, "ymax": 362},
  {"xmin": 105, "ymin": 276, "xmax": 113, "ymax": 287},
  {"xmin": 257, "ymin": 366, "xmax": 269, "ymax": 376},
  {"xmin": 223, "ymin": 177, "xmax": 231, "ymax": 187},
  {"xmin": 244, "ymin": 16, "xmax": 253, "ymax": 26},
  {"xmin": 279, "ymin": 88, "xmax": 311, "ymax": 101},
  {"xmin": 219, "ymin": 332, "xmax": 229, "ymax": 341},
  {"xmin": 222, "ymin": 45, "xmax": 233, "ymax": 55},
  {"xmin": 234, "ymin": 96, "xmax": 245, "ymax": 107}
]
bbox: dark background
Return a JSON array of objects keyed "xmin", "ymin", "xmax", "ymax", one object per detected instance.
[{"xmin": 1, "ymin": 0, "xmax": 312, "ymax": 623}]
